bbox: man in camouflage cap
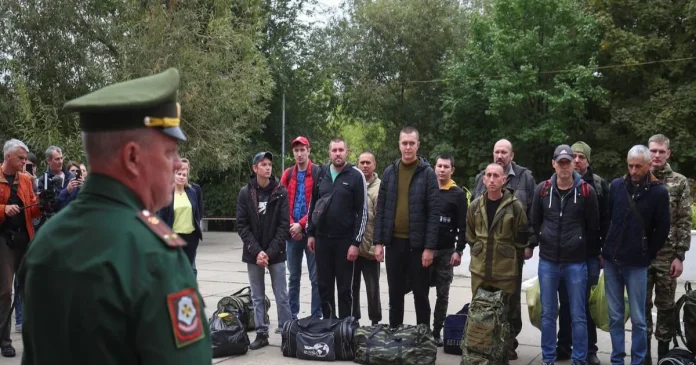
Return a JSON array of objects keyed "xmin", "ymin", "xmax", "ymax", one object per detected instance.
[
  {"xmin": 646, "ymin": 134, "xmax": 692, "ymax": 363},
  {"xmin": 19, "ymin": 68, "xmax": 212, "ymax": 364}
]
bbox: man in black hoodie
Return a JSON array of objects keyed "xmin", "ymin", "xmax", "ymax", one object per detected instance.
[
  {"xmin": 307, "ymin": 138, "xmax": 367, "ymax": 319},
  {"xmin": 373, "ymin": 127, "xmax": 440, "ymax": 329},
  {"xmin": 237, "ymin": 152, "xmax": 292, "ymax": 350}
]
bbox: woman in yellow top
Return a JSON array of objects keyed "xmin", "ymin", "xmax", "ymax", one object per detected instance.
[{"xmin": 158, "ymin": 169, "xmax": 203, "ymax": 271}]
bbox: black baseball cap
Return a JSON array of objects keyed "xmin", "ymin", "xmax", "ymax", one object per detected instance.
[
  {"xmin": 553, "ymin": 144, "xmax": 573, "ymax": 162},
  {"xmin": 252, "ymin": 151, "xmax": 273, "ymax": 165}
]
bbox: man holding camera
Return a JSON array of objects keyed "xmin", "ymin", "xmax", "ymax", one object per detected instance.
[
  {"xmin": 55, "ymin": 165, "xmax": 86, "ymax": 211},
  {"xmin": 0, "ymin": 139, "xmax": 41, "ymax": 357}
]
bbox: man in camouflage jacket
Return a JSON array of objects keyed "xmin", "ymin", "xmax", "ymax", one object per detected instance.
[{"xmin": 646, "ymin": 134, "xmax": 693, "ymax": 362}]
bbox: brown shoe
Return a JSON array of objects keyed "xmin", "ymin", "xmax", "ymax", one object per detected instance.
[{"xmin": 509, "ymin": 348, "xmax": 518, "ymax": 360}]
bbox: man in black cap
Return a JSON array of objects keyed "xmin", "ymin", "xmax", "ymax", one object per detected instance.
[
  {"xmin": 19, "ymin": 68, "xmax": 212, "ymax": 364},
  {"xmin": 236, "ymin": 151, "xmax": 292, "ymax": 350},
  {"xmin": 530, "ymin": 144, "xmax": 599, "ymax": 365}
]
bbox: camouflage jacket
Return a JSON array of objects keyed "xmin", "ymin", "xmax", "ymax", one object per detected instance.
[{"xmin": 652, "ymin": 163, "xmax": 692, "ymax": 264}]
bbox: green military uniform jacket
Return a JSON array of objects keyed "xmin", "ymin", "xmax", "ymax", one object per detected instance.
[
  {"xmin": 466, "ymin": 189, "xmax": 529, "ymax": 281},
  {"xmin": 19, "ymin": 174, "xmax": 211, "ymax": 365},
  {"xmin": 652, "ymin": 163, "xmax": 693, "ymax": 268}
]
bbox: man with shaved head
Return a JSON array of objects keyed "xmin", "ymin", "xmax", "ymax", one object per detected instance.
[
  {"xmin": 465, "ymin": 163, "xmax": 529, "ymax": 360},
  {"xmin": 472, "ymin": 139, "xmax": 536, "ymax": 359}
]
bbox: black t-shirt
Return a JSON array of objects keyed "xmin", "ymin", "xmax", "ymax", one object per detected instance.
[
  {"xmin": 486, "ymin": 196, "xmax": 503, "ymax": 231},
  {"xmin": 4, "ymin": 174, "xmax": 26, "ymax": 230}
]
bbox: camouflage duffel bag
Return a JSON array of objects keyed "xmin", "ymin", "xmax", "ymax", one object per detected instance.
[
  {"xmin": 460, "ymin": 288, "xmax": 510, "ymax": 365},
  {"xmin": 353, "ymin": 324, "xmax": 437, "ymax": 365},
  {"xmin": 216, "ymin": 287, "xmax": 270, "ymax": 332}
]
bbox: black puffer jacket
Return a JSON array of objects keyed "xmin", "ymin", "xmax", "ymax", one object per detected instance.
[
  {"xmin": 531, "ymin": 173, "xmax": 599, "ymax": 263},
  {"xmin": 237, "ymin": 176, "xmax": 289, "ymax": 265},
  {"xmin": 374, "ymin": 157, "xmax": 440, "ymax": 249}
]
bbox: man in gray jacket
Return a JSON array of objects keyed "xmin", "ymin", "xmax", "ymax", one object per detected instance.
[{"xmin": 472, "ymin": 138, "xmax": 536, "ymax": 360}]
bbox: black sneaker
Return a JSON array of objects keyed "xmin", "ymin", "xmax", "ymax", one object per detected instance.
[
  {"xmin": 249, "ymin": 333, "xmax": 269, "ymax": 350},
  {"xmin": 556, "ymin": 346, "xmax": 572, "ymax": 361},
  {"xmin": 371, "ymin": 320, "xmax": 380, "ymax": 326},
  {"xmin": 588, "ymin": 353, "xmax": 601, "ymax": 365},
  {"xmin": 1, "ymin": 345, "xmax": 15, "ymax": 358}
]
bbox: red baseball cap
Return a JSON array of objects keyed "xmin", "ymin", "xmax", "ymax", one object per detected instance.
[{"xmin": 291, "ymin": 136, "xmax": 310, "ymax": 147}]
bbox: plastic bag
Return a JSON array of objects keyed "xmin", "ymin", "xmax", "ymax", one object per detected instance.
[
  {"xmin": 589, "ymin": 274, "xmax": 630, "ymax": 332},
  {"xmin": 526, "ymin": 279, "xmax": 542, "ymax": 330},
  {"xmin": 210, "ymin": 311, "xmax": 250, "ymax": 358}
]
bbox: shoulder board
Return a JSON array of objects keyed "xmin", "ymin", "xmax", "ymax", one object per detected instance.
[{"xmin": 137, "ymin": 210, "xmax": 187, "ymax": 248}]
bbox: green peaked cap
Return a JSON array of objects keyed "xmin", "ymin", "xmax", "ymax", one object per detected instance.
[{"xmin": 64, "ymin": 68, "xmax": 186, "ymax": 141}]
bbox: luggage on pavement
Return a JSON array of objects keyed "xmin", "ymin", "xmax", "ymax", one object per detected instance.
[
  {"xmin": 461, "ymin": 288, "xmax": 510, "ymax": 365},
  {"xmin": 216, "ymin": 286, "xmax": 270, "ymax": 331},
  {"xmin": 674, "ymin": 282, "xmax": 696, "ymax": 354},
  {"xmin": 281, "ymin": 313, "xmax": 359, "ymax": 361},
  {"xmin": 353, "ymin": 323, "xmax": 437, "ymax": 365},
  {"xmin": 657, "ymin": 347, "xmax": 694, "ymax": 365},
  {"xmin": 210, "ymin": 311, "xmax": 250, "ymax": 358},
  {"xmin": 443, "ymin": 303, "xmax": 469, "ymax": 355}
]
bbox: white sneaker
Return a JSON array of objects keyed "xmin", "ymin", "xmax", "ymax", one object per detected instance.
[{"xmin": 14, "ymin": 324, "xmax": 21, "ymax": 333}]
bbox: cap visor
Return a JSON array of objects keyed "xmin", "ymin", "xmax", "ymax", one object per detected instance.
[
  {"xmin": 555, "ymin": 155, "xmax": 572, "ymax": 162},
  {"xmin": 161, "ymin": 126, "xmax": 187, "ymax": 141}
]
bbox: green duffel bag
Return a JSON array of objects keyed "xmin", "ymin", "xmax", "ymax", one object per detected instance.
[
  {"xmin": 353, "ymin": 324, "xmax": 437, "ymax": 365},
  {"xmin": 461, "ymin": 288, "xmax": 510, "ymax": 365},
  {"xmin": 216, "ymin": 287, "xmax": 270, "ymax": 332}
]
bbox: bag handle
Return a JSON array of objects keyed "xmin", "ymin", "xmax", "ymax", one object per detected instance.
[
  {"xmin": 231, "ymin": 286, "xmax": 251, "ymax": 296},
  {"xmin": 457, "ymin": 303, "xmax": 470, "ymax": 315},
  {"xmin": 298, "ymin": 301, "xmax": 334, "ymax": 331},
  {"xmin": 367, "ymin": 324, "xmax": 386, "ymax": 340},
  {"xmin": 672, "ymin": 291, "xmax": 688, "ymax": 348}
]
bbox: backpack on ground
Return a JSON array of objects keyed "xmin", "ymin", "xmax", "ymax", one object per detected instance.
[
  {"xmin": 674, "ymin": 282, "xmax": 696, "ymax": 354},
  {"xmin": 281, "ymin": 313, "xmax": 359, "ymax": 361},
  {"xmin": 658, "ymin": 347, "xmax": 695, "ymax": 365},
  {"xmin": 216, "ymin": 287, "xmax": 270, "ymax": 332},
  {"xmin": 209, "ymin": 311, "xmax": 250, "ymax": 358},
  {"xmin": 353, "ymin": 324, "xmax": 437, "ymax": 365},
  {"xmin": 443, "ymin": 303, "xmax": 469, "ymax": 355},
  {"xmin": 461, "ymin": 288, "xmax": 510, "ymax": 365}
]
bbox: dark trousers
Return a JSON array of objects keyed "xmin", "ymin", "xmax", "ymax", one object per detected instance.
[
  {"xmin": 510, "ymin": 249, "xmax": 525, "ymax": 349},
  {"xmin": 558, "ymin": 256, "xmax": 601, "ymax": 354},
  {"xmin": 352, "ymin": 255, "xmax": 382, "ymax": 323},
  {"xmin": 179, "ymin": 233, "xmax": 199, "ymax": 273},
  {"xmin": 315, "ymin": 237, "xmax": 355, "ymax": 319},
  {"xmin": 0, "ymin": 236, "xmax": 24, "ymax": 347},
  {"xmin": 385, "ymin": 238, "xmax": 431, "ymax": 328}
]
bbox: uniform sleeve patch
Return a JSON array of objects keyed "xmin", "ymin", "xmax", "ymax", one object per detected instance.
[{"xmin": 166, "ymin": 288, "xmax": 205, "ymax": 348}]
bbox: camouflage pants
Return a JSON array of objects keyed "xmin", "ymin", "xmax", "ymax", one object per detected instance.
[
  {"xmin": 646, "ymin": 265, "xmax": 678, "ymax": 342},
  {"xmin": 431, "ymin": 248, "xmax": 455, "ymax": 334}
]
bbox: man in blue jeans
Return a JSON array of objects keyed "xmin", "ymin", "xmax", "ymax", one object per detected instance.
[
  {"xmin": 531, "ymin": 144, "xmax": 599, "ymax": 365},
  {"xmin": 557, "ymin": 142, "xmax": 610, "ymax": 365},
  {"xmin": 280, "ymin": 136, "xmax": 322, "ymax": 319},
  {"xmin": 602, "ymin": 145, "xmax": 670, "ymax": 365}
]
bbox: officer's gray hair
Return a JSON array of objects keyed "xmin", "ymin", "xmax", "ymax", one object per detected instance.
[
  {"xmin": 648, "ymin": 134, "xmax": 670, "ymax": 149},
  {"xmin": 3, "ymin": 139, "xmax": 30, "ymax": 156},
  {"xmin": 81, "ymin": 130, "xmax": 150, "ymax": 165},
  {"xmin": 45, "ymin": 145, "xmax": 62, "ymax": 160},
  {"xmin": 627, "ymin": 145, "xmax": 651, "ymax": 163}
]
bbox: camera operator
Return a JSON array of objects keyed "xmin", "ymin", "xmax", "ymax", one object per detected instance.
[
  {"xmin": 55, "ymin": 162, "xmax": 87, "ymax": 212},
  {"xmin": 37, "ymin": 146, "xmax": 74, "ymax": 193},
  {"xmin": 0, "ymin": 139, "xmax": 41, "ymax": 358}
]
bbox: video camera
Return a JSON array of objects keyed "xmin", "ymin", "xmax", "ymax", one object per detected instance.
[{"xmin": 38, "ymin": 174, "xmax": 64, "ymax": 219}]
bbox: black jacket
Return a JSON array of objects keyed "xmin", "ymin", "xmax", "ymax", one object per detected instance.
[
  {"xmin": 603, "ymin": 174, "xmax": 670, "ymax": 267},
  {"xmin": 374, "ymin": 157, "xmax": 440, "ymax": 249},
  {"xmin": 306, "ymin": 163, "xmax": 367, "ymax": 246},
  {"xmin": 531, "ymin": 173, "xmax": 599, "ymax": 263},
  {"xmin": 579, "ymin": 168, "xmax": 610, "ymax": 257},
  {"xmin": 157, "ymin": 186, "xmax": 203, "ymax": 241},
  {"xmin": 237, "ymin": 176, "xmax": 289, "ymax": 265},
  {"xmin": 437, "ymin": 182, "xmax": 468, "ymax": 251}
]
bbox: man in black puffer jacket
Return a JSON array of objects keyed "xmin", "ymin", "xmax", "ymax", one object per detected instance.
[
  {"xmin": 237, "ymin": 152, "xmax": 292, "ymax": 350},
  {"xmin": 373, "ymin": 126, "xmax": 440, "ymax": 329}
]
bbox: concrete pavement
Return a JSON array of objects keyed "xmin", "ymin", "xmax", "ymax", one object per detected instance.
[{"xmin": 6, "ymin": 232, "xmax": 690, "ymax": 364}]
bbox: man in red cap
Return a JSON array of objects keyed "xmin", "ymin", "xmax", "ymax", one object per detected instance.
[{"xmin": 280, "ymin": 136, "xmax": 322, "ymax": 318}]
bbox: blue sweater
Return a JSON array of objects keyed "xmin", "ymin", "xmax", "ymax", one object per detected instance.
[{"xmin": 602, "ymin": 174, "xmax": 670, "ymax": 267}]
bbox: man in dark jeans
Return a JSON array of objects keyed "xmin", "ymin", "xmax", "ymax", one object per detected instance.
[
  {"xmin": 557, "ymin": 142, "xmax": 610, "ymax": 365},
  {"xmin": 373, "ymin": 126, "xmax": 440, "ymax": 329},
  {"xmin": 307, "ymin": 138, "xmax": 367, "ymax": 319}
]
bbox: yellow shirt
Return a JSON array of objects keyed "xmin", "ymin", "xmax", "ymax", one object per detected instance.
[{"xmin": 173, "ymin": 192, "xmax": 195, "ymax": 234}]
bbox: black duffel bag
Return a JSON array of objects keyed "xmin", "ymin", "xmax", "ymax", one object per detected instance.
[
  {"xmin": 210, "ymin": 311, "xmax": 250, "ymax": 358},
  {"xmin": 658, "ymin": 347, "xmax": 694, "ymax": 365},
  {"xmin": 281, "ymin": 311, "xmax": 359, "ymax": 361}
]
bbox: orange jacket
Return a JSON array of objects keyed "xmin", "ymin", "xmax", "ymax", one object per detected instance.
[{"xmin": 0, "ymin": 172, "xmax": 41, "ymax": 239}]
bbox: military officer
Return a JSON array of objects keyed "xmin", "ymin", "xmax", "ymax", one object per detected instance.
[
  {"xmin": 646, "ymin": 134, "xmax": 692, "ymax": 362},
  {"xmin": 465, "ymin": 163, "xmax": 529, "ymax": 355},
  {"xmin": 18, "ymin": 68, "xmax": 212, "ymax": 364}
]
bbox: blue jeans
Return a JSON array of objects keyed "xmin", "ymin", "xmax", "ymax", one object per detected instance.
[
  {"xmin": 539, "ymin": 259, "xmax": 588, "ymax": 364},
  {"xmin": 286, "ymin": 237, "xmax": 321, "ymax": 318},
  {"xmin": 13, "ymin": 277, "xmax": 22, "ymax": 326},
  {"xmin": 604, "ymin": 260, "xmax": 648, "ymax": 365},
  {"xmin": 247, "ymin": 262, "xmax": 293, "ymax": 334},
  {"xmin": 558, "ymin": 256, "xmax": 601, "ymax": 354}
]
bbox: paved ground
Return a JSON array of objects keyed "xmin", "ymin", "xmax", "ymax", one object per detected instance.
[{"xmin": 6, "ymin": 232, "xmax": 691, "ymax": 364}]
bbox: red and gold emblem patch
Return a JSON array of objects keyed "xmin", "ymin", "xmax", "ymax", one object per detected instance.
[{"xmin": 167, "ymin": 288, "xmax": 205, "ymax": 348}]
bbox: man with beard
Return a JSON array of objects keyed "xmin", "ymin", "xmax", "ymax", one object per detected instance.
[
  {"xmin": 307, "ymin": 138, "xmax": 367, "ymax": 319},
  {"xmin": 645, "ymin": 134, "xmax": 692, "ymax": 363},
  {"xmin": 472, "ymin": 139, "xmax": 536, "ymax": 359}
]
